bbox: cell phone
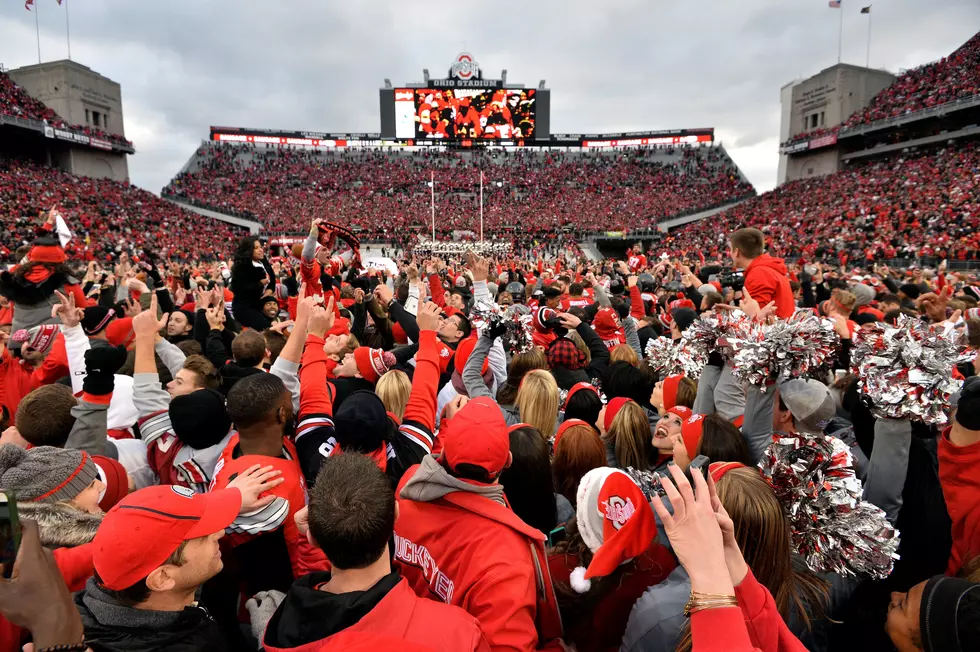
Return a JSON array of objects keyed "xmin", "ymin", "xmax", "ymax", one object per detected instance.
[
  {"xmin": 687, "ymin": 455, "xmax": 710, "ymax": 484},
  {"xmin": 0, "ymin": 491, "xmax": 21, "ymax": 579}
]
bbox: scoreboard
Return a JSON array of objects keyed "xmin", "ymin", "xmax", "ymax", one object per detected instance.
[{"xmin": 380, "ymin": 53, "xmax": 552, "ymax": 141}]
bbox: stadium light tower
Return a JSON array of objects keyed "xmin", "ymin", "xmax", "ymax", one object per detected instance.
[
  {"xmin": 384, "ymin": 78, "xmax": 392, "ymax": 88},
  {"xmin": 423, "ymin": 68, "xmax": 430, "ymax": 84},
  {"xmin": 538, "ymin": 79, "xmax": 546, "ymax": 89},
  {"xmin": 501, "ymin": 69, "xmax": 507, "ymax": 84}
]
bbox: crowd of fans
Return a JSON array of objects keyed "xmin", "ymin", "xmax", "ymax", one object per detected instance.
[
  {"xmin": 0, "ymin": 71, "xmax": 133, "ymax": 148},
  {"xmin": 162, "ymin": 143, "xmax": 754, "ymax": 242},
  {"xmin": 845, "ymin": 30, "xmax": 980, "ymax": 128},
  {"xmin": 0, "ymin": 157, "xmax": 245, "ymax": 263},
  {"xmin": 665, "ymin": 140, "xmax": 980, "ymax": 265},
  {"xmin": 0, "ymin": 217, "xmax": 978, "ymax": 652}
]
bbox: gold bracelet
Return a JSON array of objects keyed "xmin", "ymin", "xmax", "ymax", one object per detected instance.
[{"xmin": 684, "ymin": 592, "xmax": 738, "ymax": 617}]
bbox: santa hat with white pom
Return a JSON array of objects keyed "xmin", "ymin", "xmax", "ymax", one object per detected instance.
[{"xmin": 569, "ymin": 467, "xmax": 660, "ymax": 593}]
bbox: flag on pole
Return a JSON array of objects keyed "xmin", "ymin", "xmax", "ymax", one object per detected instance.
[
  {"xmin": 25, "ymin": 0, "xmax": 34, "ymax": 10},
  {"xmin": 861, "ymin": 5, "xmax": 871, "ymax": 13},
  {"xmin": 56, "ymin": 0, "xmax": 63, "ymax": 4},
  {"xmin": 829, "ymin": 0, "xmax": 841, "ymax": 7}
]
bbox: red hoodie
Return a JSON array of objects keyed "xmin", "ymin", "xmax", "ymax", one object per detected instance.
[
  {"xmin": 593, "ymin": 308, "xmax": 626, "ymax": 350},
  {"xmin": 262, "ymin": 576, "xmax": 490, "ymax": 652},
  {"xmin": 394, "ymin": 465, "xmax": 565, "ymax": 652},
  {"xmin": 744, "ymin": 254, "xmax": 795, "ymax": 319},
  {"xmin": 938, "ymin": 426, "xmax": 980, "ymax": 574}
]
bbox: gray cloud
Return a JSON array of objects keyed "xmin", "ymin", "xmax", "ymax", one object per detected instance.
[{"xmin": 2, "ymin": 0, "xmax": 977, "ymax": 197}]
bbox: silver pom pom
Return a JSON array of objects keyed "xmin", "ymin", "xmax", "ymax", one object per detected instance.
[
  {"xmin": 849, "ymin": 315, "xmax": 971, "ymax": 425},
  {"xmin": 470, "ymin": 299, "xmax": 534, "ymax": 355},
  {"xmin": 730, "ymin": 311, "xmax": 840, "ymax": 388},
  {"xmin": 758, "ymin": 432, "xmax": 900, "ymax": 580},
  {"xmin": 644, "ymin": 336, "xmax": 707, "ymax": 380}
]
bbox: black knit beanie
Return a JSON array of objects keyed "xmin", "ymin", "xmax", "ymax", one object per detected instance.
[
  {"xmin": 333, "ymin": 390, "xmax": 389, "ymax": 454},
  {"xmin": 919, "ymin": 575, "xmax": 980, "ymax": 652},
  {"xmin": 168, "ymin": 389, "xmax": 232, "ymax": 450},
  {"xmin": 955, "ymin": 377, "xmax": 980, "ymax": 431}
]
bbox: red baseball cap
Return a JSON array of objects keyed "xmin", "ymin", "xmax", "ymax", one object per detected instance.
[
  {"xmin": 93, "ymin": 485, "xmax": 242, "ymax": 590},
  {"xmin": 442, "ymin": 397, "xmax": 510, "ymax": 479}
]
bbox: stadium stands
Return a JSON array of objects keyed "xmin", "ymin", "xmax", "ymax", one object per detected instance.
[
  {"xmin": 665, "ymin": 140, "xmax": 980, "ymax": 264},
  {"xmin": 162, "ymin": 143, "xmax": 754, "ymax": 243},
  {"xmin": 0, "ymin": 70, "xmax": 133, "ymax": 148},
  {"xmin": 844, "ymin": 30, "xmax": 980, "ymax": 128},
  {"xmin": 0, "ymin": 157, "xmax": 244, "ymax": 262}
]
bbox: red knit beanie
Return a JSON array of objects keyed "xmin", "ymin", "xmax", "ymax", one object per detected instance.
[
  {"xmin": 92, "ymin": 454, "xmax": 129, "ymax": 511},
  {"xmin": 353, "ymin": 347, "xmax": 394, "ymax": 384},
  {"xmin": 662, "ymin": 375, "xmax": 683, "ymax": 411}
]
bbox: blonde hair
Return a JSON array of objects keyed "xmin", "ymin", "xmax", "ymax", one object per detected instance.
[
  {"xmin": 376, "ymin": 370, "xmax": 411, "ymax": 421},
  {"xmin": 610, "ymin": 344, "xmax": 639, "ymax": 367},
  {"xmin": 831, "ymin": 289, "xmax": 856, "ymax": 313},
  {"xmin": 516, "ymin": 370, "xmax": 559, "ymax": 437},
  {"xmin": 602, "ymin": 401, "xmax": 655, "ymax": 471},
  {"xmin": 497, "ymin": 347, "xmax": 548, "ymax": 406},
  {"xmin": 565, "ymin": 331, "xmax": 591, "ymax": 364}
]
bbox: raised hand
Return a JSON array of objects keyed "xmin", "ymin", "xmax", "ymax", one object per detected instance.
[
  {"xmin": 51, "ymin": 290, "xmax": 84, "ymax": 328},
  {"xmin": 416, "ymin": 301, "xmax": 442, "ymax": 332},
  {"xmin": 122, "ymin": 297, "xmax": 143, "ymax": 318},
  {"xmin": 205, "ymin": 306, "xmax": 226, "ymax": 331},
  {"xmin": 132, "ymin": 294, "xmax": 168, "ymax": 338}
]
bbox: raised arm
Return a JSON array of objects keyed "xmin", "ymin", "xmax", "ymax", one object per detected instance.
[
  {"xmin": 294, "ymin": 298, "xmax": 339, "ymax": 485},
  {"xmin": 462, "ymin": 333, "xmax": 495, "ymax": 401},
  {"xmin": 743, "ymin": 383, "xmax": 776, "ymax": 465},
  {"xmin": 270, "ymin": 288, "xmax": 311, "ymax": 415},
  {"xmin": 397, "ymin": 303, "xmax": 443, "ymax": 456}
]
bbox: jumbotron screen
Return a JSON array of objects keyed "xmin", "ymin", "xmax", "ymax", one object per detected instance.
[{"xmin": 394, "ymin": 88, "xmax": 536, "ymax": 140}]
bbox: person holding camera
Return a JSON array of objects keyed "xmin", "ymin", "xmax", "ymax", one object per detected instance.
[{"xmin": 728, "ymin": 228, "xmax": 795, "ymax": 319}]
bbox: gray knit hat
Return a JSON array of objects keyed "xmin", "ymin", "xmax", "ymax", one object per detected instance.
[
  {"xmin": 850, "ymin": 283, "xmax": 876, "ymax": 308},
  {"xmin": 0, "ymin": 445, "xmax": 98, "ymax": 502}
]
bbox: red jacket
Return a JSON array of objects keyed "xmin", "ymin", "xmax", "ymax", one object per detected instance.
[
  {"xmin": 548, "ymin": 544, "xmax": 677, "ymax": 652},
  {"xmin": 394, "ymin": 465, "xmax": 564, "ymax": 652},
  {"xmin": 744, "ymin": 254, "xmax": 795, "ymax": 319},
  {"xmin": 691, "ymin": 568, "xmax": 807, "ymax": 652},
  {"xmin": 210, "ymin": 435, "xmax": 329, "ymax": 579},
  {"xmin": 262, "ymin": 576, "xmax": 490, "ymax": 652},
  {"xmin": 0, "ymin": 334, "xmax": 70, "ymax": 425},
  {"xmin": 938, "ymin": 427, "xmax": 980, "ymax": 574}
]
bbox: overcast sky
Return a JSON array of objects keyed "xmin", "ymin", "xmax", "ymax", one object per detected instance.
[{"xmin": 2, "ymin": 0, "xmax": 977, "ymax": 196}]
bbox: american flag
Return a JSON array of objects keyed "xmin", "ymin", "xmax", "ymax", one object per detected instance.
[{"xmin": 829, "ymin": 0, "xmax": 841, "ymax": 7}]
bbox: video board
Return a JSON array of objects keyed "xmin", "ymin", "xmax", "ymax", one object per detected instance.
[{"xmin": 393, "ymin": 88, "xmax": 536, "ymax": 140}]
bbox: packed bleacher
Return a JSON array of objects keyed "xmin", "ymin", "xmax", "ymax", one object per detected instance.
[
  {"xmin": 0, "ymin": 157, "xmax": 244, "ymax": 262},
  {"xmin": 844, "ymin": 30, "xmax": 980, "ymax": 128},
  {"xmin": 162, "ymin": 143, "xmax": 755, "ymax": 242},
  {"xmin": 0, "ymin": 70, "xmax": 133, "ymax": 148},
  {"xmin": 665, "ymin": 139, "xmax": 980, "ymax": 264}
]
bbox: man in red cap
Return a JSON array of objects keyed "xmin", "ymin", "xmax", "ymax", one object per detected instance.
[
  {"xmin": 394, "ymin": 397, "xmax": 566, "ymax": 652},
  {"xmin": 73, "ymin": 469, "xmax": 282, "ymax": 651}
]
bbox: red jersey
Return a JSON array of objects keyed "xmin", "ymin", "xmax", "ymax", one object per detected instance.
[
  {"xmin": 210, "ymin": 434, "xmax": 329, "ymax": 579},
  {"xmin": 627, "ymin": 253, "xmax": 647, "ymax": 273}
]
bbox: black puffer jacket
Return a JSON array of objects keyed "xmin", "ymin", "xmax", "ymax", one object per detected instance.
[{"xmin": 75, "ymin": 578, "xmax": 229, "ymax": 652}]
